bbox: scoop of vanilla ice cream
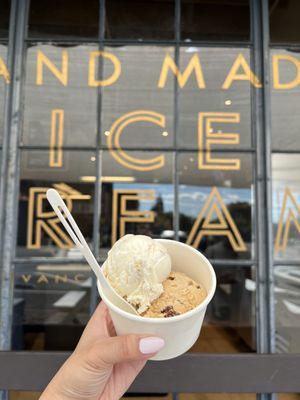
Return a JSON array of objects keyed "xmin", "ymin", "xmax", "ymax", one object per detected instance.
[{"xmin": 103, "ymin": 234, "xmax": 171, "ymax": 314}]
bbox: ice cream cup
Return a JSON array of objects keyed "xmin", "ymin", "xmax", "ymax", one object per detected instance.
[{"xmin": 97, "ymin": 239, "xmax": 216, "ymax": 361}]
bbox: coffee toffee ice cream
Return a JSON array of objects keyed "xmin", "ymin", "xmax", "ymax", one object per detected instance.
[
  {"xmin": 142, "ymin": 271, "xmax": 206, "ymax": 318},
  {"xmin": 104, "ymin": 234, "xmax": 207, "ymax": 317}
]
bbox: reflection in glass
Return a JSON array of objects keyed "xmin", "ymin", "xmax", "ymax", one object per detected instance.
[
  {"xmin": 273, "ymin": 154, "xmax": 300, "ymax": 260},
  {"xmin": 105, "ymin": 0, "xmax": 175, "ymax": 40},
  {"xmin": 28, "ymin": 0, "xmax": 99, "ymax": 39},
  {"xmin": 22, "ymin": 44, "xmax": 98, "ymax": 147},
  {"xmin": 275, "ymin": 266, "xmax": 300, "ymax": 353},
  {"xmin": 271, "ymin": 49, "xmax": 300, "ymax": 150},
  {"xmin": 270, "ymin": 0, "xmax": 300, "ymax": 43},
  {"xmin": 178, "ymin": 47, "xmax": 252, "ymax": 149},
  {"xmin": 102, "ymin": 46, "xmax": 174, "ymax": 149},
  {"xmin": 100, "ymin": 150, "xmax": 173, "ymax": 253},
  {"xmin": 13, "ymin": 263, "xmax": 92, "ymax": 351},
  {"xmin": 181, "ymin": 0, "xmax": 250, "ymax": 42},
  {"xmin": 17, "ymin": 150, "xmax": 96, "ymax": 258},
  {"xmin": 191, "ymin": 267, "xmax": 256, "ymax": 353},
  {"xmin": 179, "ymin": 152, "xmax": 253, "ymax": 260},
  {"xmin": 0, "ymin": 0, "xmax": 10, "ymax": 38}
]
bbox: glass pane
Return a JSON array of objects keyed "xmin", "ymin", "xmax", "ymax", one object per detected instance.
[
  {"xmin": 100, "ymin": 150, "xmax": 174, "ymax": 256},
  {"xmin": 0, "ymin": 0, "xmax": 10, "ymax": 39},
  {"xmin": 22, "ymin": 44, "xmax": 98, "ymax": 148},
  {"xmin": 13, "ymin": 262, "xmax": 92, "ymax": 350},
  {"xmin": 179, "ymin": 152, "xmax": 253, "ymax": 260},
  {"xmin": 271, "ymin": 49, "xmax": 300, "ymax": 150},
  {"xmin": 101, "ymin": 46, "xmax": 174, "ymax": 149},
  {"xmin": 0, "ymin": 43, "xmax": 8, "ymax": 145},
  {"xmin": 181, "ymin": 0, "xmax": 250, "ymax": 42},
  {"xmin": 28, "ymin": 0, "xmax": 99, "ymax": 39},
  {"xmin": 270, "ymin": 0, "xmax": 300, "ymax": 43},
  {"xmin": 275, "ymin": 266, "xmax": 300, "ymax": 353},
  {"xmin": 16, "ymin": 150, "xmax": 96, "ymax": 258},
  {"xmin": 273, "ymin": 154, "xmax": 300, "ymax": 260},
  {"xmin": 178, "ymin": 47, "xmax": 253, "ymax": 149},
  {"xmin": 190, "ymin": 266, "xmax": 256, "ymax": 353},
  {"xmin": 105, "ymin": 0, "xmax": 175, "ymax": 40}
]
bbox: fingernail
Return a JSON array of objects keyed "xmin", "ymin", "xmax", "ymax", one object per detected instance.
[{"xmin": 139, "ymin": 337, "xmax": 165, "ymax": 354}]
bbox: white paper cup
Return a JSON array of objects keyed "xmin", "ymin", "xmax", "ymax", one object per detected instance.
[{"xmin": 97, "ymin": 239, "xmax": 216, "ymax": 360}]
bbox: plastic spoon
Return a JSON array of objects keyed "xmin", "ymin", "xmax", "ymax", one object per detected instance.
[{"xmin": 46, "ymin": 188, "xmax": 139, "ymax": 315}]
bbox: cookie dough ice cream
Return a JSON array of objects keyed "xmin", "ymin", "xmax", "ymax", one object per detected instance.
[
  {"xmin": 142, "ymin": 271, "xmax": 207, "ymax": 318},
  {"xmin": 104, "ymin": 234, "xmax": 207, "ymax": 317},
  {"xmin": 103, "ymin": 234, "xmax": 171, "ymax": 314}
]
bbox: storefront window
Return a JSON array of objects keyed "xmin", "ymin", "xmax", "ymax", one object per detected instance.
[
  {"xmin": 275, "ymin": 265, "xmax": 300, "ymax": 353},
  {"xmin": 101, "ymin": 46, "xmax": 175, "ymax": 149},
  {"xmin": 22, "ymin": 44, "xmax": 98, "ymax": 148},
  {"xmin": 272, "ymin": 155, "xmax": 300, "ymax": 260},
  {"xmin": 105, "ymin": 0, "xmax": 175, "ymax": 40},
  {"xmin": 178, "ymin": 47, "xmax": 253, "ymax": 149},
  {"xmin": 271, "ymin": 49, "xmax": 300, "ymax": 150},
  {"xmin": 0, "ymin": 0, "xmax": 10, "ymax": 39},
  {"xmin": 270, "ymin": 0, "xmax": 300, "ymax": 43},
  {"xmin": 1, "ymin": 0, "xmax": 299, "ymax": 395},
  {"xmin": 179, "ymin": 152, "xmax": 253, "ymax": 259},
  {"xmin": 16, "ymin": 150, "xmax": 96, "ymax": 258},
  {"xmin": 27, "ymin": 0, "xmax": 99, "ymax": 39},
  {"xmin": 181, "ymin": 0, "xmax": 250, "ymax": 42},
  {"xmin": 100, "ymin": 150, "xmax": 174, "ymax": 252}
]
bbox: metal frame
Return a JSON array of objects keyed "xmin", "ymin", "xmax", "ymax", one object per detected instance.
[{"xmin": 0, "ymin": 0, "xmax": 300, "ymax": 396}]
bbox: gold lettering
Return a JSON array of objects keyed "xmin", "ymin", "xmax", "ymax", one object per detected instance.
[
  {"xmin": 187, "ymin": 187, "xmax": 247, "ymax": 251},
  {"xmin": 107, "ymin": 110, "xmax": 165, "ymax": 171},
  {"xmin": 37, "ymin": 274, "xmax": 49, "ymax": 284},
  {"xmin": 36, "ymin": 50, "xmax": 68, "ymax": 86},
  {"xmin": 21, "ymin": 274, "xmax": 32, "ymax": 283},
  {"xmin": 273, "ymin": 54, "xmax": 300, "ymax": 89},
  {"xmin": 74, "ymin": 274, "xmax": 85, "ymax": 283},
  {"xmin": 158, "ymin": 53, "xmax": 205, "ymax": 89},
  {"xmin": 49, "ymin": 109, "xmax": 64, "ymax": 167},
  {"xmin": 112, "ymin": 189, "xmax": 155, "ymax": 244},
  {"xmin": 27, "ymin": 184, "xmax": 90, "ymax": 249},
  {"xmin": 222, "ymin": 53, "xmax": 262, "ymax": 89},
  {"xmin": 88, "ymin": 51, "xmax": 121, "ymax": 87},
  {"xmin": 0, "ymin": 57, "xmax": 10, "ymax": 83},
  {"xmin": 275, "ymin": 187, "xmax": 300, "ymax": 253},
  {"xmin": 198, "ymin": 112, "xmax": 240, "ymax": 170},
  {"xmin": 54, "ymin": 274, "xmax": 68, "ymax": 283}
]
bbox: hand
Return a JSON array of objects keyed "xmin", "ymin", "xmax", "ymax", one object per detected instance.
[{"xmin": 40, "ymin": 302, "xmax": 164, "ymax": 400}]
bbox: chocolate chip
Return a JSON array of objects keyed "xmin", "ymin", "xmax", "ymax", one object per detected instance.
[
  {"xmin": 196, "ymin": 286, "xmax": 201, "ymax": 289},
  {"xmin": 161, "ymin": 306, "xmax": 172, "ymax": 313},
  {"xmin": 161, "ymin": 305, "xmax": 179, "ymax": 318},
  {"xmin": 168, "ymin": 276, "xmax": 175, "ymax": 280}
]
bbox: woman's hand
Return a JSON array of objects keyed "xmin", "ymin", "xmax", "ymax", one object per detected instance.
[{"xmin": 40, "ymin": 302, "xmax": 164, "ymax": 400}]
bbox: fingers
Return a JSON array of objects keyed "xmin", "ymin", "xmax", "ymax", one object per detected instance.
[
  {"xmin": 77, "ymin": 302, "xmax": 110, "ymax": 348},
  {"xmin": 85, "ymin": 334, "xmax": 165, "ymax": 368}
]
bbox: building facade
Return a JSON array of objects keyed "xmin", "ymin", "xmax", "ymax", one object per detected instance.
[{"xmin": 0, "ymin": 0, "xmax": 300, "ymax": 398}]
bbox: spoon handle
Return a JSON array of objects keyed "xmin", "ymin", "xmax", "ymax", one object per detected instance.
[{"xmin": 46, "ymin": 189, "xmax": 107, "ymax": 287}]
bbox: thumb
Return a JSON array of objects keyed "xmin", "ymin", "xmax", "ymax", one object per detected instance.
[{"xmin": 86, "ymin": 334, "xmax": 165, "ymax": 367}]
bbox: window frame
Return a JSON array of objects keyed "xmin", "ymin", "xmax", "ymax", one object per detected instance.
[{"xmin": 0, "ymin": 1, "xmax": 299, "ymax": 398}]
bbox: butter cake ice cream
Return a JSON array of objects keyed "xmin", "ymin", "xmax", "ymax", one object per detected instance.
[
  {"xmin": 142, "ymin": 271, "xmax": 207, "ymax": 318},
  {"xmin": 103, "ymin": 234, "xmax": 171, "ymax": 314}
]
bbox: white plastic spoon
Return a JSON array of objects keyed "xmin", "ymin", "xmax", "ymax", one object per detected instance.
[{"xmin": 46, "ymin": 188, "xmax": 139, "ymax": 315}]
